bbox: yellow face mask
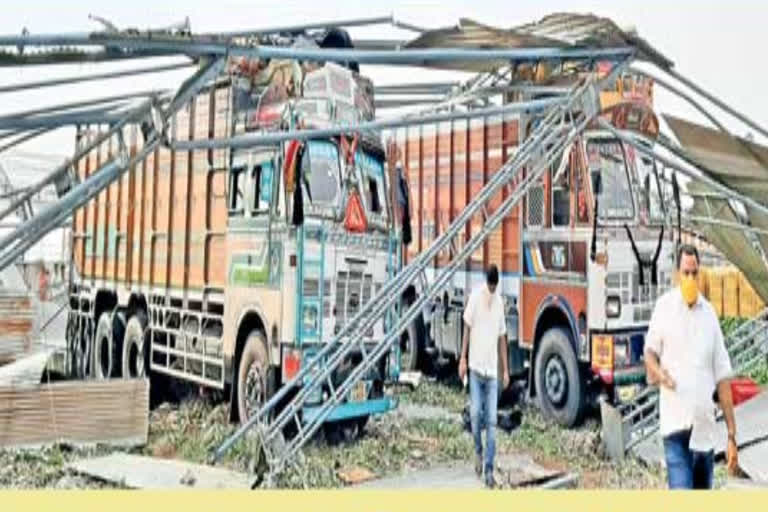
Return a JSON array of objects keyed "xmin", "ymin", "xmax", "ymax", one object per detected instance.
[{"xmin": 679, "ymin": 274, "xmax": 699, "ymax": 306}]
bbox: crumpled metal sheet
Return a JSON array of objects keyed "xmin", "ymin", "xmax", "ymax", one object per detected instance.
[
  {"xmin": 665, "ymin": 114, "xmax": 768, "ymax": 303},
  {"xmin": 401, "ymin": 14, "xmax": 673, "ymax": 73}
]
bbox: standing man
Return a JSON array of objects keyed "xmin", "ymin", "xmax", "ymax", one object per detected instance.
[
  {"xmin": 459, "ymin": 264, "xmax": 510, "ymax": 488},
  {"xmin": 644, "ymin": 244, "xmax": 738, "ymax": 489}
]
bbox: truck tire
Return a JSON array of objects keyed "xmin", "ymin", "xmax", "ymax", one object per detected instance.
[
  {"xmin": 534, "ymin": 327, "xmax": 585, "ymax": 427},
  {"xmin": 400, "ymin": 322, "xmax": 420, "ymax": 372},
  {"xmin": 236, "ymin": 331, "xmax": 270, "ymax": 426},
  {"xmin": 122, "ymin": 311, "xmax": 148, "ymax": 379},
  {"xmin": 94, "ymin": 312, "xmax": 118, "ymax": 379}
]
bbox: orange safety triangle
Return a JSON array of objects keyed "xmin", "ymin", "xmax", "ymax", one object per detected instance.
[{"xmin": 344, "ymin": 191, "xmax": 368, "ymax": 233}]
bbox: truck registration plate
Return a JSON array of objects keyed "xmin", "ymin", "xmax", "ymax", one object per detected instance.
[{"xmin": 350, "ymin": 381, "xmax": 367, "ymax": 402}]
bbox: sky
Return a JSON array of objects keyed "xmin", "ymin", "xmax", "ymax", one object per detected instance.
[{"xmin": 0, "ymin": 0, "xmax": 765, "ymax": 162}]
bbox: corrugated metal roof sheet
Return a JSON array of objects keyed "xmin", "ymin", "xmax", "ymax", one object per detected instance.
[
  {"xmin": 400, "ymin": 13, "xmax": 674, "ymax": 72},
  {"xmin": 664, "ymin": 113, "xmax": 768, "ymax": 277}
]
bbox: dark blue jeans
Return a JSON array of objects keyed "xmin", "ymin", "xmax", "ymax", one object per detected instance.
[
  {"xmin": 663, "ymin": 429, "xmax": 714, "ymax": 489},
  {"xmin": 469, "ymin": 370, "xmax": 498, "ymax": 475}
]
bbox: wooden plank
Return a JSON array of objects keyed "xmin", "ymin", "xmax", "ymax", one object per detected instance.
[{"xmin": 0, "ymin": 378, "xmax": 149, "ymax": 449}]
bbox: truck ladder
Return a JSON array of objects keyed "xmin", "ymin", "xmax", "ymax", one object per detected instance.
[{"xmin": 214, "ymin": 69, "xmax": 617, "ymax": 483}]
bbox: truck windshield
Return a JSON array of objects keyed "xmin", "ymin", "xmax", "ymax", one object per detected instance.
[
  {"xmin": 303, "ymin": 140, "xmax": 341, "ymax": 205},
  {"xmin": 635, "ymin": 153, "xmax": 665, "ymax": 224},
  {"xmin": 586, "ymin": 139, "xmax": 634, "ymax": 220}
]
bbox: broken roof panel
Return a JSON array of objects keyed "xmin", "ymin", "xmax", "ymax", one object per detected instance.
[
  {"xmin": 664, "ymin": 114, "xmax": 768, "ymax": 272},
  {"xmin": 401, "ymin": 13, "xmax": 673, "ymax": 73}
]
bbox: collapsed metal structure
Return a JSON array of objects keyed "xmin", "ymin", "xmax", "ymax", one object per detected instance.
[{"xmin": 0, "ymin": 12, "xmax": 766, "ymax": 483}]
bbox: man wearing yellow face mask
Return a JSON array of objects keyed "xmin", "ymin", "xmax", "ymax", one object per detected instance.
[{"xmin": 644, "ymin": 244, "xmax": 738, "ymax": 489}]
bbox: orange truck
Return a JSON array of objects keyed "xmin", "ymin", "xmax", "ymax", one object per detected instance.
[
  {"xmin": 394, "ymin": 69, "xmax": 676, "ymax": 426},
  {"xmin": 65, "ymin": 57, "xmax": 401, "ymax": 430}
]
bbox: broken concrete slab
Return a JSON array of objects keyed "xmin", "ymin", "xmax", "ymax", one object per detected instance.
[
  {"xmin": 714, "ymin": 390, "xmax": 768, "ymax": 455},
  {"xmin": 68, "ymin": 453, "xmax": 252, "ymax": 489},
  {"xmin": 724, "ymin": 476, "xmax": 768, "ymax": 489},
  {"xmin": 351, "ymin": 464, "xmax": 484, "ymax": 489},
  {"xmin": 737, "ymin": 438, "xmax": 768, "ymax": 484},
  {"xmin": 352, "ymin": 454, "xmax": 565, "ymax": 490},
  {"xmin": 632, "ymin": 390, "xmax": 768, "ymax": 468},
  {"xmin": 495, "ymin": 453, "xmax": 563, "ymax": 487},
  {"xmin": 0, "ymin": 348, "xmax": 54, "ymax": 388}
]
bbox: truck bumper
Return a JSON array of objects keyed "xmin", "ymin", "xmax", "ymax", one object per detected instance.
[{"xmin": 302, "ymin": 395, "xmax": 398, "ymax": 424}]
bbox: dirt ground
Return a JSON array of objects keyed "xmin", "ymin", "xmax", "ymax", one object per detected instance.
[{"xmin": 0, "ymin": 376, "xmax": 676, "ymax": 490}]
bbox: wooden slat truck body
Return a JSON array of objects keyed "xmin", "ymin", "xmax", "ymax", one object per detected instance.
[{"xmin": 66, "ymin": 60, "xmax": 399, "ymax": 427}]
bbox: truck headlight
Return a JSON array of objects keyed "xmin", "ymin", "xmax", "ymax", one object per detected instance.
[{"xmin": 606, "ymin": 295, "xmax": 621, "ymax": 318}]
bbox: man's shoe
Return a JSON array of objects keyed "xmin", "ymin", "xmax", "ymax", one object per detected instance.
[
  {"xmin": 485, "ymin": 472, "xmax": 495, "ymax": 489},
  {"xmin": 474, "ymin": 455, "xmax": 483, "ymax": 478}
]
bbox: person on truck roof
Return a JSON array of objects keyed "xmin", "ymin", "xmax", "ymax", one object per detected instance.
[
  {"xmin": 459, "ymin": 264, "xmax": 510, "ymax": 488},
  {"xmin": 644, "ymin": 244, "xmax": 738, "ymax": 489}
]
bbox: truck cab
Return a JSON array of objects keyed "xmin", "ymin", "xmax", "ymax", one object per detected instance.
[
  {"xmin": 395, "ymin": 74, "xmax": 675, "ymax": 427},
  {"xmin": 222, "ymin": 61, "xmax": 400, "ymax": 429}
]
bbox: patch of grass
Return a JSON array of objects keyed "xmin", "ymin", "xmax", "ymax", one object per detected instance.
[
  {"xmin": 398, "ymin": 378, "xmax": 467, "ymax": 414},
  {"xmin": 276, "ymin": 416, "xmax": 473, "ymax": 488}
]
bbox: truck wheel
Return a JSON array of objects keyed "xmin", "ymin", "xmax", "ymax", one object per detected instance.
[
  {"xmin": 400, "ymin": 322, "xmax": 420, "ymax": 372},
  {"xmin": 122, "ymin": 312, "xmax": 148, "ymax": 379},
  {"xmin": 94, "ymin": 312, "xmax": 116, "ymax": 379},
  {"xmin": 73, "ymin": 316, "xmax": 93, "ymax": 379},
  {"xmin": 534, "ymin": 327, "xmax": 585, "ymax": 427},
  {"xmin": 236, "ymin": 331, "xmax": 270, "ymax": 426}
]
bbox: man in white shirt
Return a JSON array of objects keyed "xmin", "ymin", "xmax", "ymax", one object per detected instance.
[
  {"xmin": 459, "ymin": 264, "xmax": 510, "ymax": 488},
  {"xmin": 644, "ymin": 244, "xmax": 738, "ymax": 489}
]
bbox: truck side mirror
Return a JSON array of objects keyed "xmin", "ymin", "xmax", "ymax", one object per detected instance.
[
  {"xmin": 291, "ymin": 183, "xmax": 304, "ymax": 226},
  {"xmin": 591, "ymin": 171, "xmax": 602, "ymax": 195},
  {"xmin": 643, "ymin": 174, "xmax": 651, "ymax": 213}
]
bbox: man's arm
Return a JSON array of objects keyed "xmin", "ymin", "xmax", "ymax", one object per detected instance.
[
  {"xmin": 713, "ymin": 319, "xmax": 738, "ymax": 471},
  {"xmin": 644, "ymin": 350, "xmax": 675, "ymax": 390},
  {"xmin": 498, "ymin": 333, "xmax": 509, "ymax": 388},
  {"xmin": 644, "ymin": 301, "xmax": 675, "ymax": 390},
  {"xmin": 717, "ymin": 379, "xmax": 737, "ymax": 439},
  {"xmin": 459, "ymin": 324, "xmax": 470, "ymax": 382}
]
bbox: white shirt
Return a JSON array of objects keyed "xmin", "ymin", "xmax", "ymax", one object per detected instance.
[
  {"xmin": 645, "ymin": 288, "xmax": 733, "ymax": 451},
  {"xmin": 463, "ymin": 284, "xmax": 506, "ymax": 378}
]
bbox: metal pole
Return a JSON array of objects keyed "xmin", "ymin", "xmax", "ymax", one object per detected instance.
[
  {"xmin": 0, "ymin": 143, "xmax": 157, "ymax": 272},
  {"xmin": 172, "ymin": 96, "xmax": 566, "ymax": 151},
  {"xmin": 0, "ymin": 127, "xmax": 55, "ymax": 154},
  {"xmin": 664, "ymin": 67, "xmax": 768, "ymax": 141},
  {"xmin": 598, "ymin": 120, "xmax": 768, "ymax": 220},
  {"xmin": 0, "ymin": 62, "xmax": 190, "ymax": 94},
  {"xmin": 0, "ymin": 108, "xmax": 130, "ymax": 130},
  {"xmin": 0, "ymin": 54, "xmax": 221, "ymax": 271},
  {"xmin": 0, "ymin": 48, "xmax": 180, "ymax": 68},
  {"xmin": 633, "ymin": 67, "xmax": 768, "ymax": 172},
  {"xmin": 686, "ymin": 215, "xmax": 768, "ymax": 238},
  {"xmin": 0, "ymin": 30, "xmax": 635, "ymax": 65},
  {"xmin": 0, "ymin": 90, "xmax": 168, "ymax": 121},
  {"xmin": 0, "ymin": 104, "xmax": 149, "ymax": 223}
]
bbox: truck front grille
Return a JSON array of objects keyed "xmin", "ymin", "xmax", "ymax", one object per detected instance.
[
  {"xmin": 605, "ymin": 267, "xmax": 672, "ymax": 321},
  {"xmin": 336, "ymin": 270, "xmax": 374, "ymax": 337}
]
